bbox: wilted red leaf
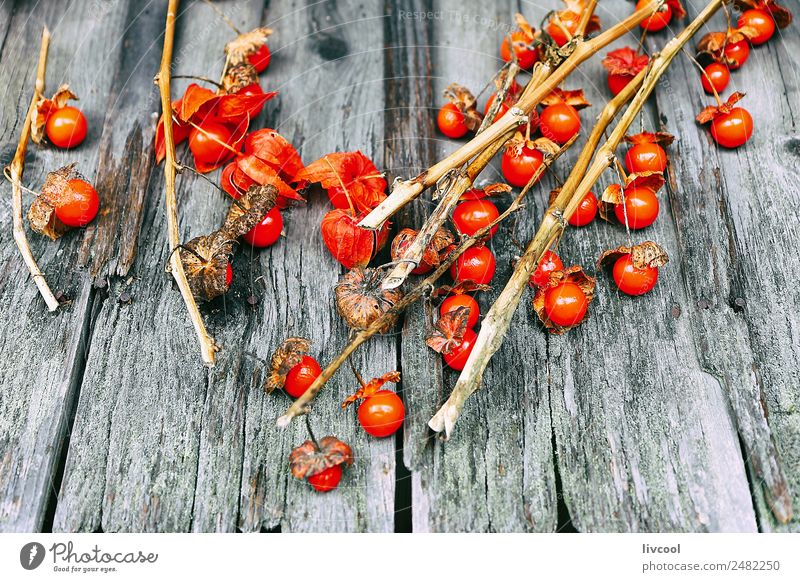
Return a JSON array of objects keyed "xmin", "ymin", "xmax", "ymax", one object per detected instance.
[
  {"xmin": 341, "ymin": 371, "xmax": 401, "ymax": 409},
  {"xmin": 602, "ymin": 47, "xmax": 649, "ymax": 76},
  {"xmin": 266, "ymin": 337, "xmax": 312, "ymax": 393},
  {"xmin": 295, "ymin": 152, "xmax": 387, "ymax": 213},
  {"xmin": 177, "ymin": 83, "xmax": 219, "ymax": 122},
  {"xmin": 155, "ymin": 97, "xmax": 191, "ymax": 164},
  {"xmin": 335, "ymin": 267, "xmax": 404, "ymax": 332},
  {"xmin": 212, "ymin": 90, "xmax": 276, "ymax": 122},
  {"xmin": 321, "ymin": 209, "xmax": 389, "ymax": 269},
  {"xmin": 596, "ymin": 241, "xmax": 669, "ymax": 270},
  {"xmin": 696, "ymin": 92, "xmax": 746, "ymax": 124},
  {"xmin": 426, "ymin": 306, "xmax": 469, "ymax": 355},
  {"xmin": 532, "ymin": 266, "xmax": 596, "ymax": 334},
  {"xmin": 289, "ymin": 436, "xmax": 353, "ymax": 480}
]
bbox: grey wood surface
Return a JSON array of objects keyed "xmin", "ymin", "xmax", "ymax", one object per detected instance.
[{"xmin": 0, "ymin": 0, "xmax": 797, "ymax": 532}]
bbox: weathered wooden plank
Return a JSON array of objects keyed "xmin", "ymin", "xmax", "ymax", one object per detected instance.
[
  {"xmin": 0, "ymin": 0, "xmax": 136, "ymax": 532},
  {"xmin": 545, "ymin": 0, "xmax": 757, "ymax": 531},
  {"xmin": 236, "ymin": 0, "xmax": 396, "ymax": 533},
  {"xmin": 651, "ymin": 0, "xmax": 799, "ymax": 531},
  {"xmin": 395, "ymin": 0, "xmax": 559, "ymax": 531}
]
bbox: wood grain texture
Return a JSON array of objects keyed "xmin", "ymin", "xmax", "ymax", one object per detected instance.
[{"xmin": 0, "ymin": 0, "xmax": 136, "ymax": 532}]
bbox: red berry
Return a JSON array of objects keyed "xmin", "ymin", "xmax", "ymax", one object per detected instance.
[
  {"xmin": 440, "ymin": 294, "xmax": 480, "ymax": 329},
  {"xmin": 612, "ymin": 254, "xmax": 659, "ymax": 296},
  {"xmin": 285, "ymin": 355, "xmax": 322, "ymax": 398},
  {"xmin": 738, "ymin": 9, "xmax": 775, "ymax": 45},
  {"xmin": 724, "ymin": 40, "xmax": 750, "ymax": 70},
  {"xmin": 607, "ymin": 73, "xmax": 634, "ymax": 96},
  {"xmin": 188, "ymin": 121, "xmax": 235, "ymax": 165},
  {"xmin": 443, "ymin": 328, "xmax": 477, "ymax": 371},
  {"xmin": 614, "ymin": 186, "xmax": 659, "ymax": 230},
  {"xmin": 450, "ymin": 246, "xmax": 496, "ymax": 284},
  {"xmin": 710, "ymin": 108, "xmax": 753, "ymax": 148},
  {"xmin": 546, "ymin": 12, "xmax": 580, "ymax": 46},
  {"xmin": 637, "ymin": 0, "xmax": 672, "ymax": 31},
  {"xmin": 437, "ymin": 103, "xmax": 468, "ymax": 139},
  {"xmin": 247, "ymin": 44, "xmax": 271, "ymax": 73},
  {"xmin": 225, "ymin": 263, "xmax": 233, "ymax": 287},
  {"xmin": 45, "ymin": 106, "xmax": 87, "ymax": 149},
  {"xmin": 500, "ymin": 32, "xmax": 538, "ymax": 69},
  {"xmin": 567, "ymin": 192, "xmax": 598, "ymax": 227},
  {"xmin": 543, "ymin": 282, "xmax": 588, "ymax": 327},
  {"xmin": 55, "ymin": 179, "xmax": 100, "ymax": 227},
  {"xmin": 358, "ymin": 390, "xmax": 405, "ymax": 438},
  {"xmin": 308, "ymin": 465, "xmax": 342, "ymax": 493},
  {"xmin": 625, "ymin": 142, "xmax": 668, "ymax": 174},
  {"xmin": 530, "ymin": 250, "xmax": 564, "ymax": 288},
  {"xmin": 243, "ymin": 206, "xmax": 283, "ymax": 248},
  {"xmin": 501, "ymin": 145, "xmax": 544, "ymax": 187},
  {"xmin": 539, "ymin": 103, "xmax": 581, "ymax": 144},
  {"xmin": 452, "ymin": 199, "xmax": 499, "ymax": 238},
  {"xmin": 701, "ymin": 63, "xmax": 730, "ymax": 94}
]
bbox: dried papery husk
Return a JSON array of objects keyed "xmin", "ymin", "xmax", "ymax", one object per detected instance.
[
  {"xmin": 734, "ymin": 0, "xmax": 792, "ymax": 28},
  {"xmin": 222, "ymin": 183, "xmax": 278, "ymax": 238},
  {"xmin": 31, "ymin": 84, "xmax": 78, "ymax": 144},
  {"xmin": 443, "ymin": 83, "xmax": 483, "ymax": 131},
  {"xmin": 289, "ymin": 436, "xmax": 353, "ymax": 480},
  {"xmin": 624, "ymin": 131, "xmax": 674, "ymax": 146},
  {"xmin": 433, "ymin": 280, "xmax": 490, "ymax": 297},
  {"xmin": 532, "ymin": 265, "xmax": 596, "ymax": 334},
  {"xmin": 602, "ymin": 46, "xmax": 649, "ymax": 76},
  {"xmin": 540, "ymin": 87, "xmax": 591, "ymax": 109},
  {"xmin": 266, "ymin": 337, "xmax": 312, "ymax": 393},
  {"xmin": 224, "ymin": 27, "xmax": 273, "ymax": 65},
  {"xmin": 596, "ymin": 241, "xmax": 670, "ymax": 270},
  {"xmin": 598, "ymin": 171, "xmax": 664, "ymax": 222},
  {"xmin": 696, "ymin": 29, "xmax": 755, "ymax": 66},
  {"xmin": 27, "ymin": 163, "xmax": 84, "ymax": 240},
  {"xmin": 391, "ymin": 226, "xmax": 455, "ymax": 270},
  {"xmin": 341, "ymin": 371, "xmax": 401, "ymax": 409},
  {"xmin": 221, "ymin": 62, "xmax": 259, "ymax": 94},
  {"xmin": 425, "ymin": 305, "xmax": 469, "ymax": 355},
  {"xmin": 179, "ymin": 231, "xmax": 235, "ymax": 302},
  {"xmin": 696, "ymin": 92, "xmax": 746, "ymax": 124},
  {"xmin": 335, "ymin": 267, "xmax": 404, "ymax": 332}
]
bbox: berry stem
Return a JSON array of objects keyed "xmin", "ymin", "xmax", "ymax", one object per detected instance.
[
  {"xmin": 304, "ymin": 415, "xmax": 321, "ymax": 451},
  {"xmin": 156, "ymin": 0, "xmax": 218, "ymax": 365},
  {"xmin": 5, "ymin": 27, "xmax": 60, "ymax": 312}
]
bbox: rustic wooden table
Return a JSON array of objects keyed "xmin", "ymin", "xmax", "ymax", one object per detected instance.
[{"xmin": 1, "ymin": 0, "xmax": 798, "ymax": 533}]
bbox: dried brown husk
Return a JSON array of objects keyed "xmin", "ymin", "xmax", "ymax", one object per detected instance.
[
  {"xmin": 432, "ymin": 280, "xmax": 490, "ymax": 297},
  {"xmin": 540, "ymin": 87, "xmax": 591, "ymax": 110},
  {"xmin": 335, "ymin": 267, "xmax": 404, "ymax": 332},
  {"xmin": 221, "ymin": 62, "xmax": 259, "ymax": 94},
  {"xmin": 624, "ymin": 131, "xmax": 675, "ymax": 147},
  {"xmin": 596, "ymin": 241, "xmax": 670, "ymax": 270},
  {"xmin": 266, "ymin": 337, "xmax": 312, "ymax": 393},
  {"xmin": 598, "ymin": 172, "xmax": 664, "ymax": 222},
  {"xmin": 696, "ymin": 92, "xmax": 746, "ymax": 124},
  {"xmin": 532, "ymin": 266, "xmax": 595, "ymax": 334},
  {"xmin": 289, "ymin": 436, "xmax": 353, "ymax": 480},
  {"xmin": 391, "ymin": 227, "xmax": 455, "ymax": 271},
  {"xmin": 341, "ymin": 371, "xmax": 401, "ymax": 409},
  {"xmin": 425, "ymin": 305, "xmax": 469, "ymax": 355},
  {"xmin": 27, "ymin": 164, "xmax": 83, "ymax": 240},
  {"xmin": 179, "ymin": 231, "xmax": 235, "ymax": 302},
  {"xmin": 222, "ymin": 183, "xmax": 278, "ymax": 238},
  {"xmin": 443, "ymin": 83, "xmax": 483, "ymax": 132},
  {"xmin": 224, "ymin": 27, "xmax": 273, "ymax": 65},
  {"xmin": 31, "ymin": 85, "xmax": 78, "ymax": 144}
]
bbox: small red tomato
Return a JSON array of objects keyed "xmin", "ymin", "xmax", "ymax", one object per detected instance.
[
  {"xmin": 624, "ymin": 142, "xmax": 668, "ymax": 174},
  {"xmin": 56, "ymin": 179, "xmax": 100, "ymax": 227},
  {"xmin": 443, "ymin": 328, "xmax": 477, "ymax": 371},
  {"xmin": 701, "ymin": 63, "xmax": 730, "ymax": 94},
  {"xmin": 637, "ymin": 0, "xmax": 672, "ymax": 31},
  {"xmin": 567, "ymin": 191, "xmax": 598, "ymax": 227},
  {"xmin": 614, "ymin": 186, "xmax": 659, "ymax": 230},
  {"xmin": 710, "ymin": 107, "xmax": 753, "ymax": 148},
  {"xmin": 500, "ymin": 32, "xmax": 538, "ymax": 69},
  {"xmin": 452, "ymin": 199, "xmax": 500, "ymax": 238},
  {"xmin": 437, "ymin": 103, "xmax": 468, "ymax": 139},
  {"xmin": 724, "ymin": 40, "xmax": 750, "ymax": 70},
  {"xmin": 440, "ymin": 294, "xmax": 480, "ymax": 329},
  {"xmin": 530, "ymin": 250, "xmax": 564, "ymax": 288},
  {"xmin": 284, "ymin": 355, "xmax": 322, "ymax": 399},
  {"xmin": 539, "ymin": 103, "xmax": 580, "ymax": 144},
  {"xmin": 450, "ymin": 246, "xmax": 496, "ymax": 284},
  {"xmin": 307, "ymin": 465, "xmax": 342, "ymax": 493},
  {"xmin": 738, "ymin": 9, "xmax": 775, "ymax": 45},
  {"xmin": 45, "ymin": 106, "xmax": 87, "ymax": 149},
  {"xmin": 236, "ymin": 83, "xmax": 266, "ymax": 117},
  {"xmin": 358, "ymin": 390, "xmax": 405, "ymax": 438},
  {"xmin": 243, "ymin": 206, "xmax": 283, "ymax": 248},
  {"xmin": 247, "ymin": 44, "xmax": 271, "ymax": 73},
  {"xmin": 612, "ymin": 254, "xmax": 659, "ymax": 296},
  {"xmin": 607, "ymin": 73, "xmax": 634, "ymax": 96},
  {"xmin": 225, "ymin": 263, "xmax": 233, "ymax": 287},
  {"xmin": 543, "ymin": 281, "xmax": 588, "ymax": 327},
  {"xmin": 546, "ymin": 12, "xmax": 580, "ymax": 46},
  {"xmin": 188, "ymin": 121, "xmax": 235, "ymax": 165},
  {"xmin": 501, "ymin": 145, "xmax": 544, "ymax": 187}
]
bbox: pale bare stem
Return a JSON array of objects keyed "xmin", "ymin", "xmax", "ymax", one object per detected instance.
[
  {"xmin": 157, "ymin": 0, "xmax": 218, "ymax": 365},
  {"xmin": 358, "ymin": 0, "xmax": 663, "ymax": 230},
  {"xmin": 5, "ymin": 28, "xmax": 60, "ymax": 312},
  {"xmin": 576, "ymin": 0, "xmax": 598, "ymax": 36},
  {"xmin": 276, "ymin": 140, "xmax": 572, "ymax": 427},
  {"xmin": 429, "ymin": 0, "xmax": 726, "ymax": 438}
]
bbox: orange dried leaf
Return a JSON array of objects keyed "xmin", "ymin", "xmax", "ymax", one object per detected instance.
[
  {"xmin": 540, "ymin": 87, "xmax": 591, "ymax": 109},
  {"xmin": 696, "ymin": 92, "xmax": 746, "ymax": 124},
  {"xmin": 266, "ymin": 337, "xmax": 312, "ymax": 393},
  {"xmin": 342, "ymin": 371, "xmax": 401, "ymax": 409},
  {"xmin": 27, "ymin": 164, "xmax": 83, "ymax": 240},
  {"xmin": 289, "ymin": 436, "xmax": 353, "ymax": 480},
  {"xmin": 426, "ymin": 306, "xmax": 469, "ymax": 355}
]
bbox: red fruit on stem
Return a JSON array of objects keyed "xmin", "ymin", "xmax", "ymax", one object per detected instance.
[
  {"xmin": 443, "ymin": 328, "xmax": 477, "ymax": 371},
  {"xmin": 530, "ymin": 250, "xmax": 564, "ymax": 288},
  {"xmin": 247, "ymin": 44, "xmax": 271, "ymax": 73},
  {"xmin": 307, "ymin": 465, "xmax": 342, "ymax": 493},
  {"xmin": 285, "ymin": 355, "xmax": 322, "ymax": 399},
  {"xmin": 624, "ymin": 143, "xmax": 668, "ymax": 174},
  {"xmin": 500, "ymin": 32, "xmax": 538, "ymax": 69},
  {"xmin": 45, "ymin": 106, "xmax": 87, "ymax": 149},
  {"xmin": 543, "ymin": 281, "xmax": 588, "ymax": 327},
  {"xmin": 614, "ymin": 187, "xmax": 659, "ymax": 230},
  {"xmin": 567, "ymin": 192, "xmax": 598, "ymax": 227},
  {"xmin": 724, "ymin": 40, "xmax": 750, "ymax": 70},
  {"xmin": 539, "ymin": 103, "xmax": 580, "ymax": 144},
  {"xmin": 437, "ymin": 103, "xmax": 468, "ymax": 139},
  {"xmin": 243, "ymin": 206, "xmax": 283, "ymax": 248},
  {"xmin": 501, "ymin": 145, "xmax": 544, "ymax": 187},
  {"xmin": 440, "ymin": 294, "xmax": 480, "ymax": 329},
  {"xmin": 701, "ymin": 63, "xmax": 730, "ymax": 94},
  {"xmin": 450, "ymin": 246, "xmax": 496, "ymax": 284},
  {"xmin": 638, "ymin": 0, "xmax": 672, "ymax": 31},
  {"xmin": 546, "ymin": 12, "xmax": 580, "ymax": 46},
  {"xmin": 738, "ymin": 9, "xmax": 775, "ymax": 45},
  {"xmin": 710, "ymin": 107, "xmax": 753, "ymax": 148},
  {"xmin": 612, "ymin": 254, "xmax": 659, "ymax": 296},
  {"xmin": 56, "ymin": 179, "xmax": 100, "ymax": 227},
  {"xmin": 188, "ymin": 121, "xmax": 235, "ymax": 165},
  {"xmin": 358, "ymin": 390, "xmax": 405, "ymax": 438},
  {"xmin": 452, "ymin": 199, "xmax": 500, "ymax": 238},
  {"xmin": 607, "ymin": 73, "xmax": 634, "ymax": 96}
]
